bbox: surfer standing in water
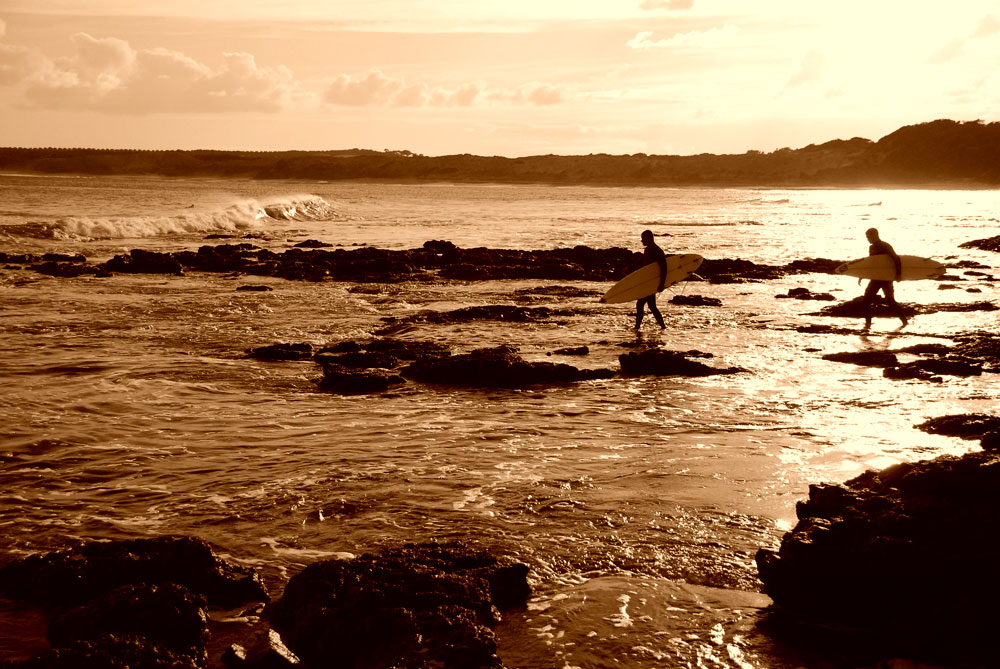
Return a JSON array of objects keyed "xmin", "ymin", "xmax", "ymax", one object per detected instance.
[
  {"xmin": 860, "ymin": 227, "xmax": 909, "ymax": 330},
  {"xmin": 635, "ymin": 229, "xmax": 668, "ymax": 330}
]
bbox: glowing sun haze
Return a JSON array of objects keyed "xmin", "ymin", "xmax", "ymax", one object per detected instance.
[{"xmin": 0, "ymin": 0, "xmax": 997, "ymax": 157}]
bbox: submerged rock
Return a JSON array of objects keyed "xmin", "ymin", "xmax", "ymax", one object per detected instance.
[
  {"xmin": 402, "ymin": 346, "xmax": 615, "ymax": 388},
  {"xmin": 775, "ymin": 287, "xmax": 835, "ymax": 301},
  {"xmin": 46, "ymin": 583, "xmax": 209, "ymax": 661},
  {"xmin": 0, "ymin": 536, "xmax": 268, "ymax": 669},
  {"xmin": 266, "ymin": 541, "xmax": 530, "ymax": 669},
  {"xmin": 668, "ymin": 294, "xmax": 722, "ymax": 306},
  {"xmin": 915, "ymin": 413, "xmax": 1000, "ymax": 439},
  {"xmin": 959, "ymin": 234, "xmax": 1000, "ymax": 252},
  {"xmin": 246, "ymin": 343, "xmax": 313, "ymax": 361},
  {"xmin": 317, "ymin": 365, "xmax": 406, "ymax": 395},
  {"xmin": 821, "ymin": 351, "xmax": 898, "ymax": 368},
  {"xmin": 618, "ymin": 348, "xmax": 745, "ymax": 377},
  {"xmin": 756, "ymin": 452, "xmax": 1000, "ymax": 664},
  {"xmin": 0, "ymin": 535, "xmax": 268, "ymax": 610}
]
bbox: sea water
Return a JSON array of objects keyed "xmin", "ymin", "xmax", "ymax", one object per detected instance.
[{"xmin": 1, "ymin": 174, "xmax": 998, "ymax": 667}]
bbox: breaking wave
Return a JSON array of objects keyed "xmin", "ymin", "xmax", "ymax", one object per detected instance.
[{"xmin": 2, "ymin": 196, "xmax": 339, "ymax": 241}]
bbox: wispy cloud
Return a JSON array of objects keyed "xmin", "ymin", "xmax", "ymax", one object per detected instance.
[
  {"xmin": 784, "ymin": 51, "xmax": 824, "ymax": 90},
  {"xmin": 639, "ymin": 0, "xmax": 694, "ymax": 9},
  {"xmin": 324, "ymin": 70, "xmax": 564, "ymax": 108},
  {"xmin": 929, "ymin": 13, "xmax": 999, "ymax": 63},
  {"xmin": 0, "ymin": 32, "xmax": 295, "ymax": 113},
  {"xmin": 627, "ymin": 25, "xmax": 739, "ymax": 50}
]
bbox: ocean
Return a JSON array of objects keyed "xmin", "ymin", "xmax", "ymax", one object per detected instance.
[{"xmin": 1, "ymin": 174, "xmax": 998, "ymax": 667}]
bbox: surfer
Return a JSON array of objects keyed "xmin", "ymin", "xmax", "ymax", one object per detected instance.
[
  {"xmin": 860, "ymin": 228, "xmax": 909, "ymax": 330},
  {"xmin": 635, "ymin": 230, "xmax": 667, "ymax": 330}
]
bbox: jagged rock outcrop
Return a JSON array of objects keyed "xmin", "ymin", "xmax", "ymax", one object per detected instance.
[
  {"xmin": 756, "ymin": 452, "xmax": 1000, "ymax": 664},
  {"xmin": 266, "ymin": 541, "xmax": 530, "ymax": 669}
]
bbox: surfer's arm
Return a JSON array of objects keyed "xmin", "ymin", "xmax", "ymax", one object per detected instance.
[
  {"xmin": 656, "ymin": 256, "xmax": 667, "ymax": 291},
  {"xmin": 886, "ymin": 244, "xmax": 902, "ymax": 280}
]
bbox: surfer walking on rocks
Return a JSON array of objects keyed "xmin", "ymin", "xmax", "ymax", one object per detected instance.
[
  {"xmin": 635, "ymin": 229, "xmax": 668, "ymax": 330},
  {"xmin": 861, "ymin": 227, "xmax": 909, "ymax": 330}
]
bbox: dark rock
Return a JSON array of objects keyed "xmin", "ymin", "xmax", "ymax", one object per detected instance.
[
  {"xmin": 822, "ymin": 351, "xmax": 898, "ymax": 368},
  {"xmin": 669, "ymin": 294, "xmax": 722, "ymax": 306},
  {"xmin": 0, "ymin": 535, "xmax": 267, "ymax": 610},
  {"xmin": 380, "ymin": 305, "xmax": 567, "ymax": 328},
  {"xmin": 951, "ymin": 332, "xmax": 1000, "ymax": 369},
  {"xmin": 315, "ymin": 351, "xmax": 399, "ymax": 369},
  {"xmin": 514, "ymin": 285, "xmax": 598, "ymax": 299},
  {"xmin": 266, "ymin": 541, "xmax": 530, "ymax": 669},
  {"xmin": 32, "ymin": 261, "xmax": 98, "ymax": 278},
  {"xmin": 813, "ymin": 297, "xmax": 917, "ymax": 319},
  {"xmin": 775, "ymin": 287, "xmax": 835, "ymax": 301},
  {"xmin": 246, "ymin": 343, "xmax": 313, "ymax": 361},
  {"xmin": 0, "ymin": 252, "xmax": 42, "ymax": 263},
  {"xmin": 317, "ymin": 365, "xmax": 406, "ymax": 395},
  {"xmin": 2, "ymin": 635, "xmax": 203, "ymax": 668},
  {"xmin": 47, "ymin": 583, "xmax": 208, "ymax": 660},
  {"xmin": 316, "ymin": 338, "xmax": 450, "ymax": 363},
  {"xmin": 959, "ymin": 234, "xmax": 1000, "ymax": 252},
  {"xmin": 292, "ymin": 240, "xmax": 330, "ymax": 248},
  {"xmin": 882, "ymin": 365, "xmax": 940, "ymax": 382},
  {"xmin": 221, "ymin": 629, "xmax": 300, "ymax": 668},
  {"xmin": 781, "ymin": 258, "xmax": 844, "ymax": 274},
  {"xmin": 887, "ymin": 359, "xmax": 982, "ymax": 379},
  {"xmin": 550, "ymin": 346, "xmax": 589, "ymax": 356},
  {"xmin": 756, "ymin": 452, "xmax": 1000, "ymax": 664},
  {"xmin": 403, "ymin": 346, "xmax": 615, "ymax": 388},
  {"xmin": 982, "ymin": 430, "xmax": 1000, "ymax": 452},
  {"xmin": 236, "ymin": 285, "xmax": 273, "ymax": 292},
  {"xmin": 103, "ymin": 249, "xmax": 184, "ymax": 275},
  {"xmin": 618, "ymin": 348, "xmax": 744, "ymax": 377},
  {"xmin": 915, "ymin": 413, "xmax": 1000, "ymax": 439}
]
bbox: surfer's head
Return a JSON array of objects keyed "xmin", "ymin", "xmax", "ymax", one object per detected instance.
[
  {"xmin": 641, "ymin": 229, "xmax": 655, "ymax": 246},
  {"xmin": 865, "ymin": 227, "xmax": 880, "ymax": 242}
]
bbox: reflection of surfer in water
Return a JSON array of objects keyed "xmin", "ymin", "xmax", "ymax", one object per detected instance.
[
  {"xmin": 635, "ymin": 230, "xmax": 667, "ymax": 330},
  {"xmin": 860, "ymin": 227, "xmax": 909, "ymax": 330}
]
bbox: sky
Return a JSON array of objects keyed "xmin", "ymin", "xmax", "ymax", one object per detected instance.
[{"xmin": 0, "ymin": 1, "xmax": 997, "ymax": 157}]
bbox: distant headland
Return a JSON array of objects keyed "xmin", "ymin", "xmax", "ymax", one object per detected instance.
[{"xmin": 2, "ymin": 119, "xmax": 999, "ymax": 187}]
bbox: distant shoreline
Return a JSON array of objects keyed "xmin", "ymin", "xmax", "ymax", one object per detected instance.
[
  {"xmin": 2, "ymin": 119, "xmax": 999, "ymax": 188},
  {"xmin": 0, "ymin": 168, "xmax": 993, "ymax": 191}
]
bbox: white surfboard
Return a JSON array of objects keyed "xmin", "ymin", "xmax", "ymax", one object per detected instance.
[
  {"xmin": 834, "ymin": 254, "xmax": 945, "ymax": 281},
  {"xmin": 600, "ymin": 254, "xmax": 703, "ymax": 304}
]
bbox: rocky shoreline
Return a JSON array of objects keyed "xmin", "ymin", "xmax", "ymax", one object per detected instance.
[{"xmin": 3, "ymin": 235, "xmax": 999, "ymax": 666}]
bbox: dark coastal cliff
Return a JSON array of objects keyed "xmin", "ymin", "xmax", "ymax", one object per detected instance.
[{"xmin": 2, "ymin": 119, "xmax": 999, "ymax": 187}]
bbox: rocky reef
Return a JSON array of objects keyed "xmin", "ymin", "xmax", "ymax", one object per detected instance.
[
  {"xmin": 247, "ymin": 336, "xmax": 747, "ymax": 394},
  {"xmin": 0, "ymin": 537, "xmax": 531, "ymax": 669},
  {"xmin": 1, "ymin": 243, "xmax": 842, "ymax": 285},
  {"xmin": 756, "ymin": 444, "xmax": 1000, "ymax": 665}
]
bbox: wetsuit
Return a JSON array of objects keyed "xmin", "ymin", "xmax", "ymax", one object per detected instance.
[
  {"xmin": 862, "ymin": 239, "xmax": 907, "ymax": 326},
  {"xmin": 636, "ymin": 242, "xmax": 668, "ymax": 329}
]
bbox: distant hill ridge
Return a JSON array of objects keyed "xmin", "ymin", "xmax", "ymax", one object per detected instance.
[{"xmin": 2, "ymin": 119, "xmax": 998, "ymax": 187}]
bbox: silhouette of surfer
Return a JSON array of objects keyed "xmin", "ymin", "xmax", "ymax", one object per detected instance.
[
  {"xmin": 860, "ymin": 227, "xmax": 909, "ymax": 330},
  {"xmin": 634, "ymin": 229, "xmax": 667, "ymax": 330}
]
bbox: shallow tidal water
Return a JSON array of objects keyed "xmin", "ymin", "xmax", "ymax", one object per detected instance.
[{"xmin": 1, "ymin": 175, "xmax": 998, "ymax": 667}]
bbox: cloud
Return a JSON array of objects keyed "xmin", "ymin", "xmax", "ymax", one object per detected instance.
[
  {"xmin": 639, "ymin": 0, "xmax": 694, "ymax": 9},
  {"xmin": 324, "ymin": 70, "xmax": 561, "ymax": 108},
  {"xmin": 929, "ymin": 14, "xmax": 1000, "ymax": 63},
  {"xmin": 784, "ymin": 51, "xmax": 824, "ymax": 90},
  {"xmin": 972, "ymin": 14, "xmax": 1000, "ymax": 38},
  {"xmin": 0, "ymin": 32, "xmax": 295, "ymax": 113},
  {"xmin": 627, "ymin": 25, "xmax": 739, "ymax": 50}
]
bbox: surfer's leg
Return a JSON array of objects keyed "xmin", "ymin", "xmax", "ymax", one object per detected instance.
[
  {"xmin": 647, "ymin": 296, "xmax": 665, "ymax": 329},
  {"xmin": 883, "ymin": 282, "xmax": 908, "ymax": 325},
  {"xmin": 861, "ymin": 281, "xmax": 879, "ymax": 329},
  {"xmin": 635, "ymin": 298, "xmax": 646, "ymax": 330}
]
